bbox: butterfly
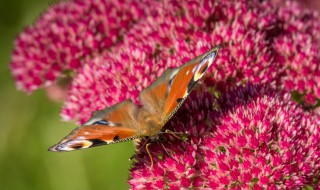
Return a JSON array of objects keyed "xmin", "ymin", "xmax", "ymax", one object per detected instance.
[{"xmin": 49, "ymin": 45, "xmax": 221, "ymax": 152}]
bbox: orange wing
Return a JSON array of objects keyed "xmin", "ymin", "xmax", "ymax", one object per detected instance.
[
  {"xmin": 139, "ymin": 46, "xmax": 221, "ymax": 124},
  {"xmin": 139, "ymin": 68, "xmax": 179, "ymax": 114},
  {"xmin": 49, "ymin": 100, "xmax": 140, "ymax": 152}
]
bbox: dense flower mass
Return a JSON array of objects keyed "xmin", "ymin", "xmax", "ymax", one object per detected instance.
[
  {"xmin": 130, "ymin": 85, "xmax": 320, "ymax": 189},
  {"xmin": 61, "ymin": 0, "xmax": 320, "ymax": 123},
  {"xmin": 10, "ymin": 0, "xmax": 148, "ymax": 92},
  {"xmin": 10, "ymin": 0, "xmax": 320, "ymax": 189},
  {"xmin": 10, "ymin": 0, "xmax": 320, "ymax": 122}
]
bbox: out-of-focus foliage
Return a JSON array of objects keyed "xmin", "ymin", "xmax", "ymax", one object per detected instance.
[{"xmin": 0, "ymin": 1, "xmax": 133, "ymax": 189}]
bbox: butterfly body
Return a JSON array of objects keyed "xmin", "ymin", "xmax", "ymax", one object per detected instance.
[
  {"xmin": 137, "ymin": 110, "xmax": 163, "ymax": 136},
  {"xmin": 49, "ymin": 45, "xmax": 221, "ymax": 152}
]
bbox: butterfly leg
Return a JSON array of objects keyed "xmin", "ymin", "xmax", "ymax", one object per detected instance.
[
  {"xmin": 163, "ymin": 129, "xmax": 188, "ymax": 140},
  {"xmin": 145, "ymin": 140, "xmax": 178, "ymax": 168},
  {"xmin": 157, "ymin": 141, "xmax": 181, "ymax": 167},
  {"xmin": 159, "ymin": 141, "xmax": 171, "ymax": 158},
  {"xmin": 129, "ymin": 143, "xmax": 154, "ymax": 168}
]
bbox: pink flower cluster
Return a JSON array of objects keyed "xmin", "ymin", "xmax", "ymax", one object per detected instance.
[
  {"xmin": 10, "ymin": 0, "xmax": 148, "ymax": 92},
  {"xmin": 10, "ymin": 0, "xmax": 320, "ymax": 188},
  {"xmin": 202, "ymin": 86, "xmax": 320, "ymax": 189},
  {"xmin": 130, "ymin": 85, "xmax": 320, "ymax": 189}
]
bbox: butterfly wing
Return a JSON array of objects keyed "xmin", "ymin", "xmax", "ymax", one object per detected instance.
[
  {"xmin": 49, "ymin": 100, "xmax": 141, "ymax": 152},
  {"xmin": 139, "ymin": 46, "xmax": 220, "ymax": 124},
  {"xmin": 139, "ymin": 68, "xmax": 179, "ymax": 114}
]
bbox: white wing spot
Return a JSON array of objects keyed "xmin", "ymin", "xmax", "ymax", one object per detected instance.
[
  {"xmin": 59, "ymin": 140, "xmax": 93, "ymax": 151},
  {"xmin": 183, "ymin": 89, "xmax": 189, "ymax": 98},
  {"xmin": 104, "ymin": 139, "xmax": 114, "ymax": 144},
  {"xmin": 84, "ymin": 118, "xmax": 101, "ymax": 125},
  {"xmin": 194, "ymin": 72, "xmax": 204, "ymax": 81},
  {"xmin": 108, "ymin": 122, "xmax": 116, "ymax": 127},
  {"xmin": 80, "ymin": 140, "xmax": 93, "ymax": 148}
]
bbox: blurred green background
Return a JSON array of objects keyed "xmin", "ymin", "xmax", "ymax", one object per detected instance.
[{"xmin": 0, "ymin": 0, "xmax": 134, "ymax": 189}]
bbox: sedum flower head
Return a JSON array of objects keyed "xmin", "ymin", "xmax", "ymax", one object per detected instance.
[
  {"xmin": 10, "ymin": 0, "xmax": 147, "ymax": 92},
  {"xmin": 129, "ymin": 85, "xmax": 320, "ymax": 189}
]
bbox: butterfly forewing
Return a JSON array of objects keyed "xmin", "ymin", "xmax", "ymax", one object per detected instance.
[
  {"xmin": 139, "ymin": 46, "xmax": 220, "ymax": 124},
  {"xmin": 49, "ymin": 100, "xmax": 140, "ymax": 152},
  {"xmin": 162, "ymin": 47, "xmax": 220, "ymax": 121},
  {"xmin": 139, "ymin": 68, "xmax": 179, "ymax": 114}
]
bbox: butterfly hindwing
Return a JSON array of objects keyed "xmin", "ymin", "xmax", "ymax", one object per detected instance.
[
  {"xmin": 87, "ymin": 100, "xmax": 138, "ymax": 125},
  {"xmin": 49, "ymin": 100, "xmax": 140, "ymax": 152}
]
